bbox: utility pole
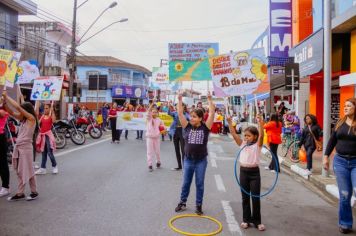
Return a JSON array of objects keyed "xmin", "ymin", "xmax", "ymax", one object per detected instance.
[
  {"xmin": 69, "ymin": 0, "xmax": 78, "ymax": 103},
  {"xmin": 322, "ymin": 0, "xmax": 331, "ymax": 177}
]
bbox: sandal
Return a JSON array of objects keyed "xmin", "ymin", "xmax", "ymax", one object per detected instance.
[
  {"xmin": 241, "ymin": 222, "xmax": 249, "ymax": 229},
  {"xmin": 257, "ymin": 224, "xmax": 266, "ymax": 231}
]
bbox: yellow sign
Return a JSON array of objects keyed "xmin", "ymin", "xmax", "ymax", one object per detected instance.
[
  {"xmin": 159, "ymin": 113, "xmax": 174, "ymax": 128},
  {"xmin": 0, "ymin": 49, "xmax": 22, "ymax": 87}
]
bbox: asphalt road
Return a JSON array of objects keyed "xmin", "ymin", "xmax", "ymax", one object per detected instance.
[{"xmin": 0, "ymin": 131, "xmax": 348, "ymax": 236}]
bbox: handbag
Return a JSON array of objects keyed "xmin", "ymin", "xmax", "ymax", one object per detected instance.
[{"xmin": 308, "ymin": 126, "xmax": 323, "ymax": 152}]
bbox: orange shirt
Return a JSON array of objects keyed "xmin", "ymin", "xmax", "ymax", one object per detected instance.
[{"xmin": 264, "ymin": 121, "xmax": 282, "ymax": 144}]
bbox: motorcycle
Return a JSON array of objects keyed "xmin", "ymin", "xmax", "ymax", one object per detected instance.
[
  {"xmin": 76, "ymin": 114, "xmax": 102, "ymax": 139},
  {"xmin": 54, "ymin": 119, "xmax": 86, "ymax": 145},
  {"xmin": 52, "ymin": 124, "xmax": 66, "ymax": 149}
]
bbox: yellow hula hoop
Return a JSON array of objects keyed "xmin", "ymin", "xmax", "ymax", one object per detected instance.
[{"xmin": 168, "ymin": 214, "xmax": 223, "ymax": 236}]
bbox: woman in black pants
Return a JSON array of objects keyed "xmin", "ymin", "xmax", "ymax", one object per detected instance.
[
  {"xmin": 108, "ymin": 102, "xmax": 122, "ymax": 143},
  {"xmin": 0, "ymin": 108, "xmax": 10, "ymax": 197},
  {"xmin": 299, "ymin": 114, "xmax": 322, "ymax": 175},
  {"xmin": 263, "ymin": 113, "xmax": 282, "ymax": 172}
]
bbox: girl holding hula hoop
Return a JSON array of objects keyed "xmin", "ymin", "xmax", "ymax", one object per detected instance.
[
  {"xmin": 227, "ymin": 114, "xmax": 266, "ymax": 231},
  {"xmin": 175, "ymin": 92, "xmax": 215, "ymax": 215}
]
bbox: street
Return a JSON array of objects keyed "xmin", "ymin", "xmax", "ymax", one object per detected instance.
[{"xmin": 0, "ymin": 133, "xmax": 342, "ymax": 236}]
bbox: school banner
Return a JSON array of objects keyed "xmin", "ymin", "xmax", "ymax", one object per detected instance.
[
  {"xmin": 0, "ymin": 49, "xmax": 22, "ymax": 87},
  {"xmin": 169, "ymin": 59, "xmax": 212, "ymax": 82},
  {"xmin": 16, "ymin": 61, "xmax": 40, "ymax": 84},
  {"xmin": 209, "ymin": 48, "xmax": 269, "ymax": 97},
  {"xmin": 116, "ymin": 112, "xmax": 173, "ymax": 130},
  {"xmin": 30, "ymin": 76, "xmax": 64, "ymax": 101},
  {"xmin": 168, "ymin": 43, "xmax": 219, "ymax": 61}
]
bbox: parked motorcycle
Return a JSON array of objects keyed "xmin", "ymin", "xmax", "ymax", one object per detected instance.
[
  {"xmin": 52, "ymin": 124, "xmax": 66, "ymax": 149},
  {"xmin": 54, "ymin": 119, "xmax": 86, "ymax": 145},
  {"xmin": 76, "ymin": 114, "xmax": 102, "ymax": 139}
]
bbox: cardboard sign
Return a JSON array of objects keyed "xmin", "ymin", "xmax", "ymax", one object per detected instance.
[
  {"xmin": 0, "ymin": 49, "xmax": 22, "ymax": 87},
  {"xmin": 31, "ymin": 76, "xmax": 64, "ymax": 101}
]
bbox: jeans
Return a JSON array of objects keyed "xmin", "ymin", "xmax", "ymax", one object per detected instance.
[
  {"xmin": 268, "ymin": 143, "xmax": 280, "ymax": 172},
  {"xmin": 0, "ymin": 134, "xmax": 9, "ymax": 189},
  {"xmin": 125, "ymin": 130, "xmax": 129, "ymax": 139},
  {"xmin": 333, "ymin": 154, "xmax": 356, "ymax": 229},
  {"xmin": 136, "ymin": 130, "xmax": 143, "ymax": 139},
  {"xmin": 306, "ymin": 146, "xmax": 316, "ymax": 170},
  {"xmin": 41, "ymin": 135, "xmax": 57, "ymax": 168},
  {"xmin": 180, "ymin": 157, "xmax": 208, "ymax": 206},
  {"xmin": 173, "ymin": 127, "xmax": 185, "ymax": 169},
  {"xmin": 240, "ymin": 166, "xmax": 261, "ymax": 225}
]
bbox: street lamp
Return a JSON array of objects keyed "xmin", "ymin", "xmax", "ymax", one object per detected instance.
[
  {"xmin": 69, "ymin": 1, "xmax": 119, "ymax": 103},
  {"xmin": 79, "ymin": 18, "xmax": 128, "ymax": 46}
]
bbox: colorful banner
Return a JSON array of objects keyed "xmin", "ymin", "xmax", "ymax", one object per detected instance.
[
  {"xmin": 16, "ymin": 61, "xmax": 40, "ymax": 84},
  {"xmin": 169, "ymin": 43, "xmax": 219, "ymax": 61},
  {"xmin": 30, "ymin": 76, "xmax": 64, "ymax": 101},
  {"xmin": 116, "ymin": 112, "xmax": 173, "ymax": 130},
  {"xmin": 209, "ymin": 48, "xmax": 269, "ymax": 97},
  {"xmin": 169, "ymin": 58, "xmax": 212, "ymax": 82},
  {"xmin": 111, "ymin": 85, "xmax": 146, "ymax": 99},
  {"xmin": 152, "ymin": 66, "xmax": 169, "ymax": 84},
  {"xmin": 269, "ymin": 0, "xmax": 292, "ymax": 58},
  {"xmin": 0, "ymin": 49, "xmax": 22, "ymax": 87}
]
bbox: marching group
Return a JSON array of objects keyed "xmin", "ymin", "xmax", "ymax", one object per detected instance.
[{"xmin": 0, "ymin": 91, "xmax": 355, "ymax": 234}]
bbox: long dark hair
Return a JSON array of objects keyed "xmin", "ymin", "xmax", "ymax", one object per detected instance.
[
  {"xmin": 304, "ymin": 114, "xmax": 318, "ymax": 126},
  {"xmin": 335, "ymin": 98, "xmax": 356, "ymax": 134},
  {"xmin": 270, "ymin": 113, "xmax": 280, "ymax": 127},
  {"xmin": 21, "ymin": 102, "xmax": 39, "ymax": 134}
]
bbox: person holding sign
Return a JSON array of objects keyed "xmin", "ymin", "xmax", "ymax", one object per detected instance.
[
  {"xmin": 35, "ymin": 101, "xmax": 58, "ymax": 175},
  {"xmin": 227, "ymin": 114, "xmax": 266, "ymax": 231},
  {"xmin": 146, "ymin": 98, "xmax": 164, "ymax": 172},
  {"xmin": 175, "ymin": 92, "xmax": 215, "ymax": 215},
  {"xmin": 1, "ymin": 91, "xmax": 39, "ymax": 201}
]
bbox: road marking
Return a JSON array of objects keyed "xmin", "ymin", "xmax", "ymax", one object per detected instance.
[
  {"xmin": 211, "ymin": 159, "xmax": 217, "ymax": 168},
  {"xmin": 221, "ymin": 200, "xmax": 243, "ymax": 235},
  {"xmin": 214, "ymin": 174, "xmax": 226, "ymax": 192},
  {"xmin": 56, "ymin": 138, "xmax": 111, "ymax": 157},
  {"xmin": 209, "ymin": 152, "xmax": 217, "ymax": 158}
]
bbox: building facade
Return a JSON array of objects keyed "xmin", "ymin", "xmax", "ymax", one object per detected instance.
[{"xmin": 76, "ymin": 56, "xmax": 151, "ymax": 110}]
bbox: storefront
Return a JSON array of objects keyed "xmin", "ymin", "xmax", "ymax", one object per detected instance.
[{"xmin": 111, "ymin": 85, "xmax": 147, "ymax": 106}]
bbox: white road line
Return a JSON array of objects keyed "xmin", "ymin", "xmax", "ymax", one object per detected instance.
[
  {"xmin": 214, "ymin": 174, "xmax": 226, "ymax": 192},
  {"xmin": 56, "ymin": 138, "xmax": 111, "ymax": 157},
  {"xmin": 211, "ymin": 159, "xmax": 217, "ymax": 168},
  {"xmin": 221, "ymin": 200, "xmax": 243, "ymax": 235}
]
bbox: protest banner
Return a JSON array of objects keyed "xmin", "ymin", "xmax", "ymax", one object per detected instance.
[
  {"xmin": 116, "ymin": 112, "xmax": 173, "ymax": 131},
  {"xmin": 209, "ymin": 48, "xmax": 269, "ymax": 97},
  {"xmin": 0, "ymin": 49, "xmax": 22, "ymax": 88},
  {"xmin": 30, "ymin": 76, "xmax": 64, "ymax": 101},
  {"xmin": 151, "ymin": 66, "xmax": 170, "ymax": 90},
  {"xmin": 16, "ymin": 61, "xmax": 40, "ymax": 84},
  {"xmin": 168, "ymin": 43, "xmax": 219, "ymax": 61},
  {"xmin": 169, "ymin": 59, "xmax": 212, "ymax": 82}
]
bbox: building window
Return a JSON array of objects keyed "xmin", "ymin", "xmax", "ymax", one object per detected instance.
[
  {"xmin": 111, "ymin": 70, "xmax": 131, "ymax": 85},
  {"xmin": 54, "ymin": 44, "xmax": 61, "ymax": 61},
  {"xmin": 88, "ymin": 74, "xmax": 108, "ymax": 90},
  {"xmin": 86, "ymin": 97, "xmax": 106, "ymax": 102}
]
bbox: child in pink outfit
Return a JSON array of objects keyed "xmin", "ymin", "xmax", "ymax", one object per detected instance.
[
  {"xmin": 146, "ymin": 102, "xmax": 164, "ymax": 172},
  {"xmin": 227, "ymin": 115, "xmax": 266, "ymax": 232}
]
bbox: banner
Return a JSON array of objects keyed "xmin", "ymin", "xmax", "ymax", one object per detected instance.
[
  {"xmin": 151, "ymin": 66, "xmax": 170, "ymax": 90},
  {"xmin": 30, "ymin": 76, "xmax": 64, "ymax": 101},
  {"xmin": 209, "ymin": 48, "xmax": 269, "ymax": 97},
  {"xmin": 116, "ymin": 112, "xmax": 173, "ymax": 130},
  {"xmin": 0, "ymin": 49, "xmax": 22, "ymax": 87},
  {"xmin": 16, "ymin": 61, "xmax": 40, "ymax": 84},
  {"xmin": 169, "ymin": 43, "xmax": 219, "ymax": 61},
  {"xmin": 269, "ymin": 0, "xmax": 292, "ymax": 58},
  {"xmin": 111, "ymin": 85, "xmax": 146, "ymax": 99},
  {"xmin": 169, "ymin": 59, "xmax": 212, "ymax": 82}
]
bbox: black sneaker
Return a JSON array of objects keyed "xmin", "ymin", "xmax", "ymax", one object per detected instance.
[
  {"xmin": 148, "ymin": 166, "xmax": 153, "ymax": 172},
  {"xmin": 156, "ymin": 162, "xmax": 161, "ymax": 169},
  {"xmin": 26, "ymin": 192, "xmax": 39, "ymax": 201},
  {"xmin": 195, "ymin": 205, "xmax": 203, "ymax": 215},
  {"xmin": 339, "ymin": 227, "xmax": 352, "ymax": 234},
  {"xmin": 175, "ymin": 202, "xmax": 187, "ymax": 212},
  {"xmin": 7, "ymin": 194, "xmax": 26, "ymax": 202},
  {"xmin": 171, "ymin": 167, "xmax": 182, "ymax": 171}
]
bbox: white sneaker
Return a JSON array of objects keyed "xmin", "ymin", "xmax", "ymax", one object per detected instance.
[
  {"xmin": 35, "ymin": 168, "xmax": 47, "ymax": 175},
  {"xmin": 270, "ymin": 170, "xmax": 276, "ymax": 173},
  {"xmin": 52, "ymin": 166, "xmax": 58, "ymax": 174},
  {"xmin": 0, "ymin": 188, "xmax": 10, "ymax": 197},
  {"xmin": 34, "ymin": 163, "xmax": 40, "ymax": 169},
  {"xmin": 264, "ymin": 167, "xmax": 270, "ymax": 170}
]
